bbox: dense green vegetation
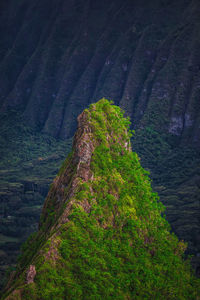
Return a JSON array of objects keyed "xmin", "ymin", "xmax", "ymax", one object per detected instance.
[{"xmin": 3, "ymin": 99, "xmax": 199, "ymax": 299}]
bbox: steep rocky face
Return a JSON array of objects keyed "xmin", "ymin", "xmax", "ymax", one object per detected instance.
[
  {"xmin": 2, "ymin": 100, "xmax": 200, "ymax": 299},
  {"xmin": 0, "ymin": 0, "xmax": 200, "ymax": 145}
]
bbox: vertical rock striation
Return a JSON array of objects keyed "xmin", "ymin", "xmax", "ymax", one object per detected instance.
[{"xmin": 0, "ymin": 0, "xmax": 200, "ymax": 145}]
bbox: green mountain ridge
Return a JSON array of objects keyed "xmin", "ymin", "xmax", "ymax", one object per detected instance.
[
  {"xmin": 2, "ymin": 99, "xmax": 199, "ymax": 299},
  {"xmin": 0, "ymin": 0, "xmax": 200, "ymax": 289}
]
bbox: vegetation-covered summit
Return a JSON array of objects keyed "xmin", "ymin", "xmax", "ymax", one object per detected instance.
[{"xmin": 3, "ymin": 99, "xmax": 200, "ymax": 299}]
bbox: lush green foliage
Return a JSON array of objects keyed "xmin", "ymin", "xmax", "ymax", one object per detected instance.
[{"xmin": 2, "ymin": 99, "xmax": 200, "ymax": 299}]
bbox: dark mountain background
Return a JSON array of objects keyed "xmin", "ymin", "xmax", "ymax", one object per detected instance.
[
  {"xmin": 0, "ymin": 0, "xmax": 200, "ymax": 289},
  {"xmin": 1, "ymin": 0, "xmax": 200, "ymax": 142}
]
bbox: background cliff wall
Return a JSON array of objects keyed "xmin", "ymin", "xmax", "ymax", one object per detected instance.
[{"xmin": 0, "ymin": 0, "xmax": 200, "ymax": 144}]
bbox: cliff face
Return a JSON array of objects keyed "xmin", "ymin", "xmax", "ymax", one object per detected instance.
[
  {"xmin": 0, "ymin": 0, "xmax": 200, "ymax": 145},
  {"xmin": 2, "ymin": 100, "xmax": 199, "ymax": 299}
]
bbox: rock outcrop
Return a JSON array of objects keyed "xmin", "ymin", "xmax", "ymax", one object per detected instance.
[{"xmin": 26, "ymin": 265, "xmax": 36, "ymax": 284}]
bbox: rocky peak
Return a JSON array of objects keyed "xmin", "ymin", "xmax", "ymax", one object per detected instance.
[{"xmin": 2, "ymin": 99, "xmax": 199, "ymax": 299}]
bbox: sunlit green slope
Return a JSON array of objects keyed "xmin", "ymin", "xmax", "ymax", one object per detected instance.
[{"xmin": 3, "ymin": 99, "xmax": 199, "ymax": 299}]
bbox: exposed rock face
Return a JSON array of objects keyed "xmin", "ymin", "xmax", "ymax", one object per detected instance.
[
  {"xmin": 0, "ymin": 0, "xmax": 200, "ymax": 146},
  {"xmin": 40, "ymin": 109, "xmax": 95, "ymax": 229},
  {"xmin": 26, "ymin": 265, "xmax": 36, "ymax": 284},
  {"xmin": 73, "ymin": 112, "xmax": 95, "ymax": 182}
]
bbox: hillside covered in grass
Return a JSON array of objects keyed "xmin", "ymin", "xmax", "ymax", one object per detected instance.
[{"xmin": 2, "ymin": 99, "xmax": 199, "ymax": 299}]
